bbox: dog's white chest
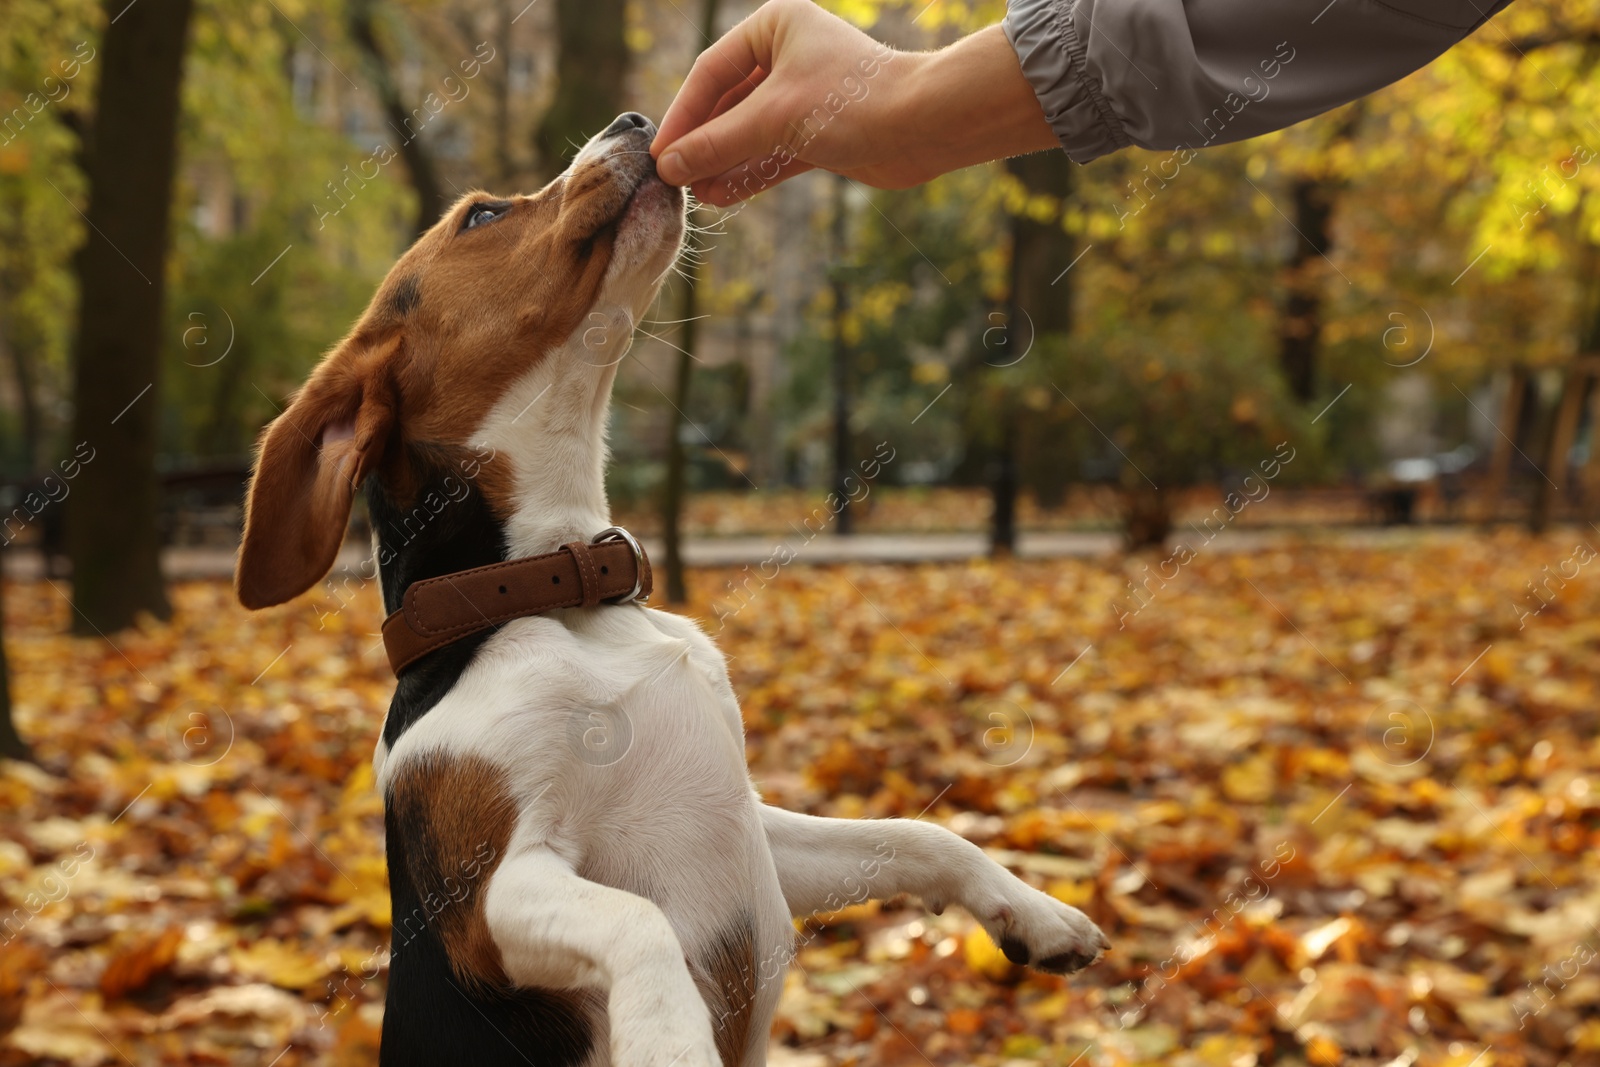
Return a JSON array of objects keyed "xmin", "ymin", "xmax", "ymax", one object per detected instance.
[{"xmin": 378, "ymin": 602, "xmax": 788, "ymax": 939}]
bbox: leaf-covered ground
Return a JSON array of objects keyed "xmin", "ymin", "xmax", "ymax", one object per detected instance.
[
  {"xmin": 606, "ymin": 486, "xmax": 1461, "ymax": 538},
  {"xmin": 3, "ymin": 530, "xmax": 1598, "ymax": 1066}
]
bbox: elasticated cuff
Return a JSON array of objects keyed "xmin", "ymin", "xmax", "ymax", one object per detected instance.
[{"xmin": 1003, "ymin": 0, "xmax": 1128, "ymax": 163}]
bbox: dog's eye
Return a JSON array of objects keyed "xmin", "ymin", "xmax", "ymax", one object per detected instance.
[{"xmin": 461, "ymin": 202, "xmax": 509, "ymax": 232}]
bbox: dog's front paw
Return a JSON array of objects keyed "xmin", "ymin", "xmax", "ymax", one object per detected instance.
[{"xmin": 979, "ymin": 885, "xmax": 1109, "ymax": 975}]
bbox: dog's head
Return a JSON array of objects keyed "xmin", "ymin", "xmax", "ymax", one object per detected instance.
[{"xmin": 236, "ymin": 113, "xmax": 683, "ymax": 610}]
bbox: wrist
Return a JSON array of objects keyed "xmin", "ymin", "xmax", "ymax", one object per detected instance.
[
  {"xmin": 901, "ymin": 25, "xmax": 1059, "ymax": 178},
  {"xmin": 876, "ymin": 48, "xmax": 939, "ymax": 179}
]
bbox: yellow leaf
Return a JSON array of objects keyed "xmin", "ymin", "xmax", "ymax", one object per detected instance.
[
  {"xmin": 1304, "ymin": 1034, "xmax": 1343, "ymax": 1066},
  {"xmin": 1047, "ymin": 879, "xmax": 1096, "ymax": 907},
  {"xmin": 964, "ymin": 926, "xmax": 1016, "ymax": 982},
  {"xmin": 1222, "ymin": 754, "xmax": 1275, "ymax": 804},
  {"xmin": 231, "ymin": 938, "xmax": 333, "ymax": 991}
]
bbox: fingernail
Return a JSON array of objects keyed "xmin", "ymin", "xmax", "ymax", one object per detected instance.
[{"xmin": 659, "ymin": 151, "xmax": 685, "ymax": 184}]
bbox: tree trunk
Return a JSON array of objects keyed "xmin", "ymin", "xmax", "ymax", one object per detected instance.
[
  {"xmin": 534, "ymin": 0, "xmax": 629, "ymax": 178},
  {"xmin": 657, "ymin": 0, "xmax": 720, "ymax": 604},
  {"xmin": 1276, "ymin": 177, "xmax": 1334, "ymax": 404},
  {"xmin": 1483, "ymin": 365, "xmax": 1527, "ymax": 524},
  {"xmin": 1274, "ymin": 109, "xmax": 1361, "ymax": 405},
  {"xmin": 1124, "ymin": 485, "xmax": 1173, "ymax": 549},
  {"xmin": 1579, "ymin": 377, "xmax": 1600, "ymax": 524},
  {"xmin": 995, "ymin": 151, "xmax": 1076, "ymax": 555},
  {"xmin": 65, "ymin": 0, "xmax": 194, "ymax": 635},
  {"xmin": 491, "ymin": 0, "xmax": 515, "ymax": 182},
  {"xmin": 1005, "ymin": 155, "xmax": 1077, "ymax": 333},
  {"xmin": 1531, "ymin": 263, "xmax": 1600, "ymax": 532},
  {"xmin": 990, "ymin": 413, "xmax": 1018, "ymax": 555},
  {"xmin": 0, "ymin": 275, "xmax": 43, "ymax": 471},
  {"xmin": 453, "ymin": 1, "xmax": 516, "ymax": 183},
  {"xmin": 1530, "ymin": 365, "xmax": 1590, "ymax": 533},
  {"xmin": 0, "ymin": 582, "xmax": 32, "ymax": 763},
  {"xmin": 830, "ymin": 174, "xmax": 854, "ymax": 536},
  {"xmin": 661, "ymin": 274, "xmax": 697, "ymax": 605},
  {"xmin": 348, "ymin": 0, "xmax": 448, "ymax": 237}
]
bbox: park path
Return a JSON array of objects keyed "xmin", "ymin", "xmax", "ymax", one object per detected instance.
[{"xmin": 2, "ymin": 525, "xmax": 1482, "ymax": 581}]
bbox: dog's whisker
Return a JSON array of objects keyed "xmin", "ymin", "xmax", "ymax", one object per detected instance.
[
  {"xmin": 639, "ymin": 314, "xmax": 713, "ymax": 327},
  {"xmin": 633, "ymin": 325, "xmax": 706, "ymax": 363}
]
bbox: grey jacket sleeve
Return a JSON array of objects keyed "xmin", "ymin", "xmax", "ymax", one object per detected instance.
[{"xmin": 1004, "ymin": 0, "xmax": 1515, "ymax": 163}]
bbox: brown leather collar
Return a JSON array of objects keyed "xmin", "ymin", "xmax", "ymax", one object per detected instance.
[{"xmin": 380, "ymin": 527, "xmax": 652, "ymax": 676}]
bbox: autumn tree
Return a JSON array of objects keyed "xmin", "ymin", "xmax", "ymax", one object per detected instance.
[
  {"xmin": 991, "ymin": 151, "xmax": 1076, "ymax": 552},
  {"xmin": 534, "ymin": 0, "xmax": 629, "ymax": 177},
  {"xmin": 346, "ymin": 0, "xmax": 448, "ymax": 238},
  {"xmin": 0, "ymin": 0, "xmax": 97, "ymax": 472},
  {"xmin": 1272, "ymin": 110, "xmax": 1363, "ymax": 406},
  {"xmin": 0, "ymin": 258, "xmax": 45, "ymax": 471},
  {"xmin": 65, "ymin": 0, "xmax": 194, "ymax": 634},
  {"xmin": 659, "ymin": 0, "xmax": 722, "ymax": 604},
  {"xmin": 0, "ymin": 598, "xmax": 28, "ymax": 761},
  {"xmin": 829, "ymin": 174, "xmax": 856, "ymax": 536}
]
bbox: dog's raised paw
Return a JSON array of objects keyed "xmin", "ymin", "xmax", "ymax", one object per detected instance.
[
  {"xmin": 984, "ymin": 890, "xmax": 1109, "ymax": 976},
  {"xmin": 999, "ymin": 934, "xmax": 1032, "ymax": 966},
  {"xmin": 1037, "ymin": 948, "xmax": 1102, "ymax": 974}
]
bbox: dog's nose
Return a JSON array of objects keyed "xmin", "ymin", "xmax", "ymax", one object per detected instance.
[{"xmin": 603, "ymin": 112, "xmax": 655, "ymax": 138}]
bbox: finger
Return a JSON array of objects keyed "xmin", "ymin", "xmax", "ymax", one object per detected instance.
[
  {"xmin": 692, "ymin": 157, "xmax": 815, "ymax": 207},
  {"xmin": 653, "ymin": 8, "xmax": 776, "ymax": 161},
  {"xmin": 706, "ymin": 67, "xmax": 767, "ymax": 123},
  {"xmin": 656, "ymin": 77, "xmax": 790, "ymax": 187}
]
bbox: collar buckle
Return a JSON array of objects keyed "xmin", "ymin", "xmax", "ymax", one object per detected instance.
[{"xmin": 591, "ymin": 526, "xmax": 649, "ymax": 604}]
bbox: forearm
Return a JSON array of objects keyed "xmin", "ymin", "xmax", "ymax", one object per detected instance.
[{"xmin": 891, "ymin": 26, "xmax": 1059, "ymax": 178}]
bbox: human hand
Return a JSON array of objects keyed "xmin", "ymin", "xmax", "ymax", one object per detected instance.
[{"xmin": 650, "ymin": 0, "xmax": 1058, "ymax": 206}]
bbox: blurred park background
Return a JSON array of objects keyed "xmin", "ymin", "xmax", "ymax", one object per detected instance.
[{"xmin": 3, "ymin": 0, "xmax": 1600, "ymax": 1064}]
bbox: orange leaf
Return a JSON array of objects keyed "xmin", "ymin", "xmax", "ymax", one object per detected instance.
[{"xmin": 99, "ymin": 925, "xmax": 183, "ymax": 1000}]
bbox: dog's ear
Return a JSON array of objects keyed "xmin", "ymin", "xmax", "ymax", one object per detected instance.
[{"xmin": 236, "ymin": 334, "xmax": 400, "ymax": 609}]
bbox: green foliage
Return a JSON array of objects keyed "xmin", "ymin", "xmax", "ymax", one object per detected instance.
[
  {"xmin": 3, "ymin": 0, "xmax": 1597, "ymax": 497},
  {"xmin": 0, "ymin": 0, "xmax": 102, "ymax": 468},
  {"xmin": 784, "ymin": 149, "xmax": 1315, "ymax": 496},
  {"xmin": 1059, "ymin": 145, "xmax": 1321, "ymax": 486},
  {"xmin": 161, "ymin": 0, "xmax": 412, "ymax": 459},
  {"xmin": 770, "ymin": 168, "xmax": 1008, "ymax": 482},
  {"xmin": 779, "ymin": 0, "xmax": 1598, "ymax": 508}
]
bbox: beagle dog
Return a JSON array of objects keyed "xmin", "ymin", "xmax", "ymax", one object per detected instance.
[{"xmin": 235, "ymin": 113, "xmax": 1107, "ymax": 1067}]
